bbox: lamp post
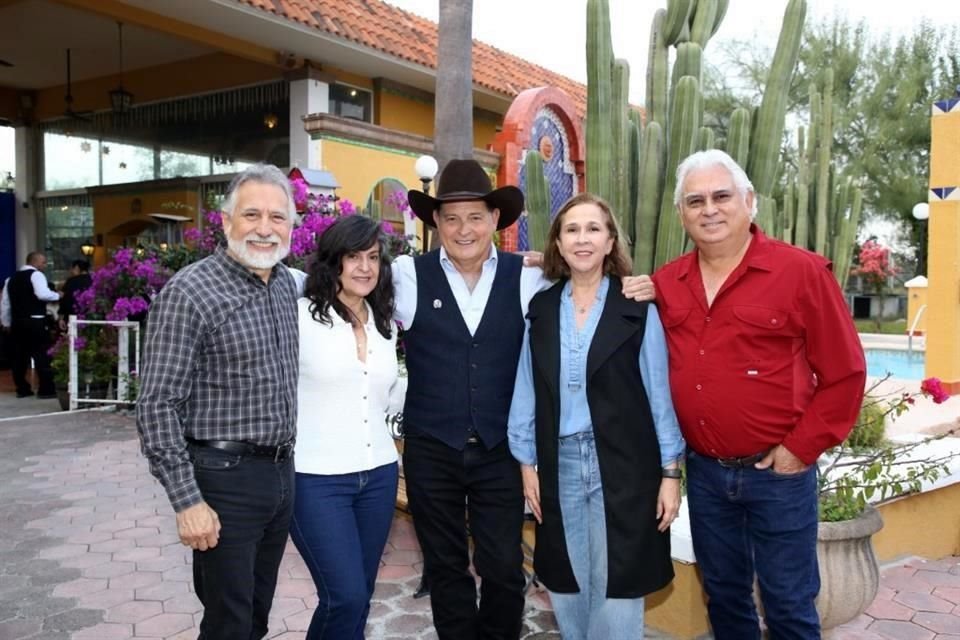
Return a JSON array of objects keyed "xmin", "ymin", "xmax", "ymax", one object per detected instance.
[
  {"xmin": 414, "ymin": 154, "xmax": 438, "ymax": 249},
  {"xmin": 912, "ymin": 202, "xmax": 929, "ymax": 276}
]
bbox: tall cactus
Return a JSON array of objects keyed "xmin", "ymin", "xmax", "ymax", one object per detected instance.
[
  {"xmin": 747, "ymin": 0, "xmax": 806, "ymax": 197},
  {"xmin": 524, "ymin": 151, "xmax": 551, "ymax": 252},
  {"xmin": 586, "ymin": 0, "xmax": 613, "ymax": 201},
  {"xmin": 584, "ymin": 0, "xmax": 809, "ymax": 274},
  {"xmin": 611, "ymin": 59, "xmax": 632, "ymax": 232}
]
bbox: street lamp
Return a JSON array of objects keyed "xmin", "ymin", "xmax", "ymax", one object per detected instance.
[
  {"xmin": 80, "ymin": 240, "xmax": 95, "ymax": 257},
  {"xmin": 414, "ymin": 154, "xmax": 439, "ymax": 195},
  {"xmin": 912, "ymin": 202, "xmax": 929, "ymax": 276},
  {"xmin": 414, "ymin": 155, "xmax": 439, "ymax": 249}
]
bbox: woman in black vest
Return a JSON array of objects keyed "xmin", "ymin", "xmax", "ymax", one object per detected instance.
[{"xmin": 507, "ymin": 193, "xmax": 684, "ymax": 639}]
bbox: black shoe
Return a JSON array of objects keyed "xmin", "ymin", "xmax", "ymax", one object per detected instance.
[
  {"xmin": 37, "ymin": 393, "xmax": 57, "ymax": 399},
  {"xmin": 16, "ymin": 391, "xmax": 34, "ymax": 398}
]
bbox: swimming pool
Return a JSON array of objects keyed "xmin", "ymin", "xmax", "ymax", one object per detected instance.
[{"xmin": 865, "ymin": 348, "xmax": 924, "ymax": 380}]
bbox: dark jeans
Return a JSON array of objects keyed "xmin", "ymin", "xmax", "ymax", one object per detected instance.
[
  {"xmin": 289, "ymin": 462, "xmax": 399, "ymax": 640},
  {"xmin": 403, "ymin": 433, "xmax": 525, "ymax": 640},
  {"xmin": 190, "ymin": 445, "xmax": 295, "ymax": 640},
  {"xmin": 10, "ymin": 318, "xmax": 54, "ymax": 395},
  {"xmin": 686, "ymin": 449, "xmax": 821, "ymax": 640}
]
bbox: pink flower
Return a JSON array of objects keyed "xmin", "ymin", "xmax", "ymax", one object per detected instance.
[
  {"xmin": 920, "ymin": 377, "xmax": 951, "ymax": 404},
  {"xmin": 183, "ymin": 227, "xmax": 202, "ymax": 243}
]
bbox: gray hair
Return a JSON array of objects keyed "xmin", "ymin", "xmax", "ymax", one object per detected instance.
[
  {"xmin": 222, "ymin": 164, "xmax": 298, "ymax": 224},
  {"xmin": 674, "ymin": 149, "xmax": 758, "ymax": 220}
]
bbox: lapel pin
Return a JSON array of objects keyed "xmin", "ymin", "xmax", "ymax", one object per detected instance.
[{"xmin": 433, "ymin": 299, "xmax": 442, "ymax": 309}]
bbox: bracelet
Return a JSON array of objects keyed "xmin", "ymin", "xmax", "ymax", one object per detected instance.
[{"xmin": 661, "ymin": 467, "xmax": 682, "ymax": 479}]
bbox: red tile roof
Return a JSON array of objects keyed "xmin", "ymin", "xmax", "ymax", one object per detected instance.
[{"xmin": 234, "ymin": 0, "xmax": 588, "ymax": 118}]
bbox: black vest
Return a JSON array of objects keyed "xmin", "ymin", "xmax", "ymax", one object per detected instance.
[
  {"xmin": 527, "ymin": 278, "xmax": 674, "ymax": 598},
  {"xmin": 402, "ymin": 250, "xmax": 525, "ymax": 450},
  {"xmin": 8, "ymin": 269, "xmax": 47, "ymax": 320}
]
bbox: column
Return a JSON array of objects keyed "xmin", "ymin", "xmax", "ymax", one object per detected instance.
[
  {"xmin": 14, "ymin": 125, "xmax": 38, "ymax": 264},
  {"xmin": 288, "ymin": 66, "xmax": 331, "ymax": 170},
  {"xmin": 925, "ymin": 90, "xmax": 960, "ymax": 394}
]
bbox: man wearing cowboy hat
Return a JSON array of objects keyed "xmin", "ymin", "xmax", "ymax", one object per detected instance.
[{"xmin": 393, "ymin": 159, "xmax": 652, "ymax": 639}]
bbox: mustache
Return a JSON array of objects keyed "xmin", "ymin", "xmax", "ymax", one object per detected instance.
[{"xmin": 242, "ymin": 233, "xmax": 283, "ymax": 244}]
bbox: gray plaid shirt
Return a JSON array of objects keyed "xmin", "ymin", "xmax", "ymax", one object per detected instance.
[{"xmin": 137, "ymin": 246, "xmax": 299, "ymax": 511}]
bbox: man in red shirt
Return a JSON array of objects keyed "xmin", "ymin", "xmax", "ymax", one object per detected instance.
[{"xmin": 653, "ymin": 150, "xmax": 866, "ymax": 639}]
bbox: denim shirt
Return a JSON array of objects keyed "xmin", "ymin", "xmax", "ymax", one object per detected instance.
[{"xmin": 508, "ymin": 276, "xmax": 685, "ymax": 467}]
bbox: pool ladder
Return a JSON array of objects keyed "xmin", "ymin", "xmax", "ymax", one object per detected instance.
[{"xmin": 907, "ymin": 304, "xmax": 927, "ymax": 358}]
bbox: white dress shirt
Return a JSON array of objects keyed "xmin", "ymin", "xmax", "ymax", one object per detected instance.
[
  {"xmin": 1, "ymin": 266, "xmax": 60, "ymax": 328},
  {"xmin": 295, "ymin": 298, "xmax": 403, "ymax": 475},
  {"xmin": 391, "ymin": 245, "xmax": 552, "ymax": 335}
]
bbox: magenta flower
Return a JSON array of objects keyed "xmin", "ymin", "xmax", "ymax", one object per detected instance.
[{"xmin": 920, "ymin": 377, "xmax": 951, "ymax": 404}]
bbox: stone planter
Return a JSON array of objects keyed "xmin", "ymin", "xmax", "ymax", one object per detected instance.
[{"xmin": 816, "ymin": 505, "xmax": 884, "ymax": 629}]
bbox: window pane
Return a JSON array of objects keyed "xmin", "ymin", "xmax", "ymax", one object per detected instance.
[
  {"xmin": 102, "ymin": 141, "xmax": 155, "ymax": 185},
  {"xmin": 0, "ymin": 126, "xmax": 14, "ymax": 180},
  {"xmin": 160, "ymin": 149, "xmax": 209, "ymax": 178},
  {"xmin": 329, "ymin": 84, "xmax": 372, "ymax": 122},
  {"xmin": 45, "ymin": 205, "xmax": 93, "ymax": 281},
  {"xmin": 44, "ymin": 133, "xmax": 99, "ymax": 189}
]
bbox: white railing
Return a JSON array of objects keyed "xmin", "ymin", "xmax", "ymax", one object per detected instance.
[
  {"xmin": 907, "ymin": 304, "xmax": 927, "ymax": 356},
  {"xmin": 67, "ymin": 315, "xmax": 141, "ymax": 411}
]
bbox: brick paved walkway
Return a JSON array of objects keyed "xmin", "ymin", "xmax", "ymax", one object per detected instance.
[{"xmin": 2, "ymin": 406, "xmax": 956, "ymax": 640}]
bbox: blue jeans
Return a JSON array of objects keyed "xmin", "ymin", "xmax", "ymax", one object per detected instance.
[
  {"xmin": 189, "ymin": 445, "xmax": 295, "ymax": 640},
  {"xmin": 549, "ymin": 431, "xmax": 644, "ymax": 640},
  {"xmin": 289, "ymin": 462, "xmax": 399, "ymax": 640},
  {"xmin": 686, "ymin": 449, "xmax": 820, "ymax": 640}
]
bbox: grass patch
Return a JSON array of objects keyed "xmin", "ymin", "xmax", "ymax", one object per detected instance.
[{"xmin": 855, "ymin": 319, "xmax": 908, "ymax": 335}]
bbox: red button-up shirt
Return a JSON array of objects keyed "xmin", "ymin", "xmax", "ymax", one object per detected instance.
[{"xmin": 652, "ymin": 226, "xmax": 866, "ymax": 465}]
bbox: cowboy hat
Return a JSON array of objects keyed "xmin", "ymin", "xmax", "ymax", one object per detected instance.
[{"xmin": 407, "ymin": 159, "xmax": 524, "ymax": 230}]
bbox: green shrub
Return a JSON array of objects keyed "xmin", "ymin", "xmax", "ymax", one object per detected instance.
[{"xmin": 846, "ymin": 397, "xmax": 886, "ymax": 449}]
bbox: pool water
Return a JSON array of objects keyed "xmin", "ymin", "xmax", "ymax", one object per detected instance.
[{"xmin": 865, "ymin": 348, "xmax": 924, "ymax": 380}]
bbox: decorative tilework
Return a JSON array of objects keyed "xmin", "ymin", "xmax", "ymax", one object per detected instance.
[
  {"xmin": 929, "ymin": 187, "xmax": 959, "ymax": 201},
  {"xmin": 517, "ymin": 108, "xmax": 577, "ymax": 250},
  {"xmin": 933, "ymin": 98, "xmax": 960, "ymax": 115}
]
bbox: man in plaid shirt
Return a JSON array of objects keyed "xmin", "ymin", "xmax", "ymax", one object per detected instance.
[{"xmin": 137, "ymin": 164, "xmax": 299, "ymax": 640}]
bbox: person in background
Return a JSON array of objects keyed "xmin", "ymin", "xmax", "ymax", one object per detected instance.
[
  {"xmin": 508, "ymin": 193, "xmax": 683, "ymax": 640},
  {"xmin": 137, "ymin": 164, "xmax": 300, "ymax": 640},
  {"xmin": 653, "ymin": 149, "xmax": 866, "ymax": 639},
  {"xmin": 291, "ymin": 215, "xmax": 404, "ymax": 639},
  {"xmin": 0, "ymin": 251, "xmax": 60, "ymax": 398},
  {"xmin": 58, "ymin": 259, "xmax": 92, "ymax": 328}
]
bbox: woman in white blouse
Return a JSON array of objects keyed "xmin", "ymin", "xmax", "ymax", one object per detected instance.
[{"xmin": 291, "ymin": 215, "xmax": 403, "ymax": 640}]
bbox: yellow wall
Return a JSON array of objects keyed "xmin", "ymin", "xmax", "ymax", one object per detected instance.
[
  {"xmin": 318, "ymin": 138, "xmax": 425, "ymax": 207},
  {"xmin": 926, "ymin": 110, "xmax": 960, "ymax": 392},
  {"xmin": 376, "ymin": 90, "xmax": 502, "ymax": 149},
  {"xmin": 874, "ymin": 482, "xmax": 960, "ymax": 561},
  {"xmin": 647, "ymin": 562, "xmax": 710, "ymax": 639}
]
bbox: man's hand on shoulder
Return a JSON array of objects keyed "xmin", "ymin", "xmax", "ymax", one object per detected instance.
[
  {"xmin": 518, "ymin": 251, "xmax": 543, "ymax": 269},
  {"xmin": 176, "ymin": 501, "xmax": 221, "ymax": 551},
  {"xmin": 622, "ymin": 275, "xmax": 656, "ymax": 302},
  {"xmin": 754, "ymin": 445, "xmax": 808, "ymax": 475}
]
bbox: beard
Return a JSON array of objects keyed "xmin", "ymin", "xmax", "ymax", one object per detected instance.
[{"xmin": 226, "ymin": 232, "xmax": 290, "ymax": 271}]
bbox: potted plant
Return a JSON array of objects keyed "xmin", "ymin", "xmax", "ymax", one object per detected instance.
[{"xmin": 815, "ymin": 376, "xmax": 955, "ymax": 629}]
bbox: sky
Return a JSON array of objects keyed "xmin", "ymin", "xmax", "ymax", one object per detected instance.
[{"xmin": 388, "ymin": 0, "xmax": 960, "ymax": 104}]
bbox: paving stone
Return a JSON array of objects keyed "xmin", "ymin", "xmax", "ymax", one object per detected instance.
[
  {"xmin": 869, "ymin": 620, "xmax": 935, "ymax": 640},
  {"xmin": 88, "ymin": 538, "xmax": 136, "ymax": 554},
  {"xmin": 52, "ymin": 577, "xmax": 107, "ymax": 599},
  {"xmin": 58, "ymin": 552, "xmax": 112, "ymax": 570},
  {"xmin": 135, "ymin": 580, "xmax": 188, "ymax": 602},
  {"xmin": 161, "ymin": 565, "xmax": 193, "ymax": 583},
  {"xmin": 162, "ymin": 592, "xmax": 202, "ymax": 615},
  {"xmin": 76, "ymin": 587, "xmax": 136, "ymax": 610},
  {"xmin": 41, "ymin": 607, "xmax": 103, "ymax": 632},
  {"xmin": 915, "ymin": 612, "xmax": 960, "ymax": 634},
  {"xmin": 918, "ymin": 572, "xmax": 960, "ymax": 589},
  {"xmin": 105, "ymin": 599, "xmax": 163, "ymax": 624},
  {"xmin": 114, "ymin": 527, "xmax": 160, "ymax": 540},
  {"xmin": 134, "ymin": 611, "xmax": 195, "ymax": 636},
  {"xmin": 0, "ymin": 619, "xmax": 42, "ymax": 639},
  {"xmin": 135, "ymin": 555, "xmax": 186, "ymax": 573},
  {"xmin": 112, "ymin": 547, "xmax": 159, "ymax": 563},
  {"xmin": 82, "ymin": 561, "xmax": 135, "ymax": 579},
  {"xmin": 933, "ymin": 587, "xmax": 960, "ymax": 605},
  {"xmin": 107, "ymin": 571, "xmax": 162, "ymax": 591},
  {"xmin": 895, "ymin": 591, "xmax": 957, "ymax": 613},
  {"xmin": 72, "ymin": 622, "xmax": 133, "ymax": 638}
]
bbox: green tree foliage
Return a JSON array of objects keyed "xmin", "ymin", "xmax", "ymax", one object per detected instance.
[{"xmin": 706, "ymin": 18, "xmax": 960, "ymax": 253}]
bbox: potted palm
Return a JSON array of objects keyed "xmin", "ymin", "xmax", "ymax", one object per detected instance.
[{"xmin": 815, "ymin": 377, "xmax": 955, "ymax": 629}]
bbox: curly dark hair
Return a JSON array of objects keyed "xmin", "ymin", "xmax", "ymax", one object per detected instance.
[{"xmin": 304, "ymin": 215, "xmax": 395, "ymax": 339}]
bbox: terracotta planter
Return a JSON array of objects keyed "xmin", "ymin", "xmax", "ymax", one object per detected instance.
[{"xmin": 816, "ymin": 505, "xmax": 884, "ymax": 629}]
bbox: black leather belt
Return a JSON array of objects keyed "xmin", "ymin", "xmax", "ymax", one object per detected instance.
[
  {"xmin": 714, "ymin": 449, "xmax": 770, "ymax": 469},
  {"xmin": 188, "ymin": 439, "xmax": 294, "ymax": 462}
]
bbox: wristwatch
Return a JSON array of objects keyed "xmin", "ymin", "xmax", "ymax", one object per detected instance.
[{"xmin": 661, "ymin": 467, "xmax": 682, "ymax": 479}]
